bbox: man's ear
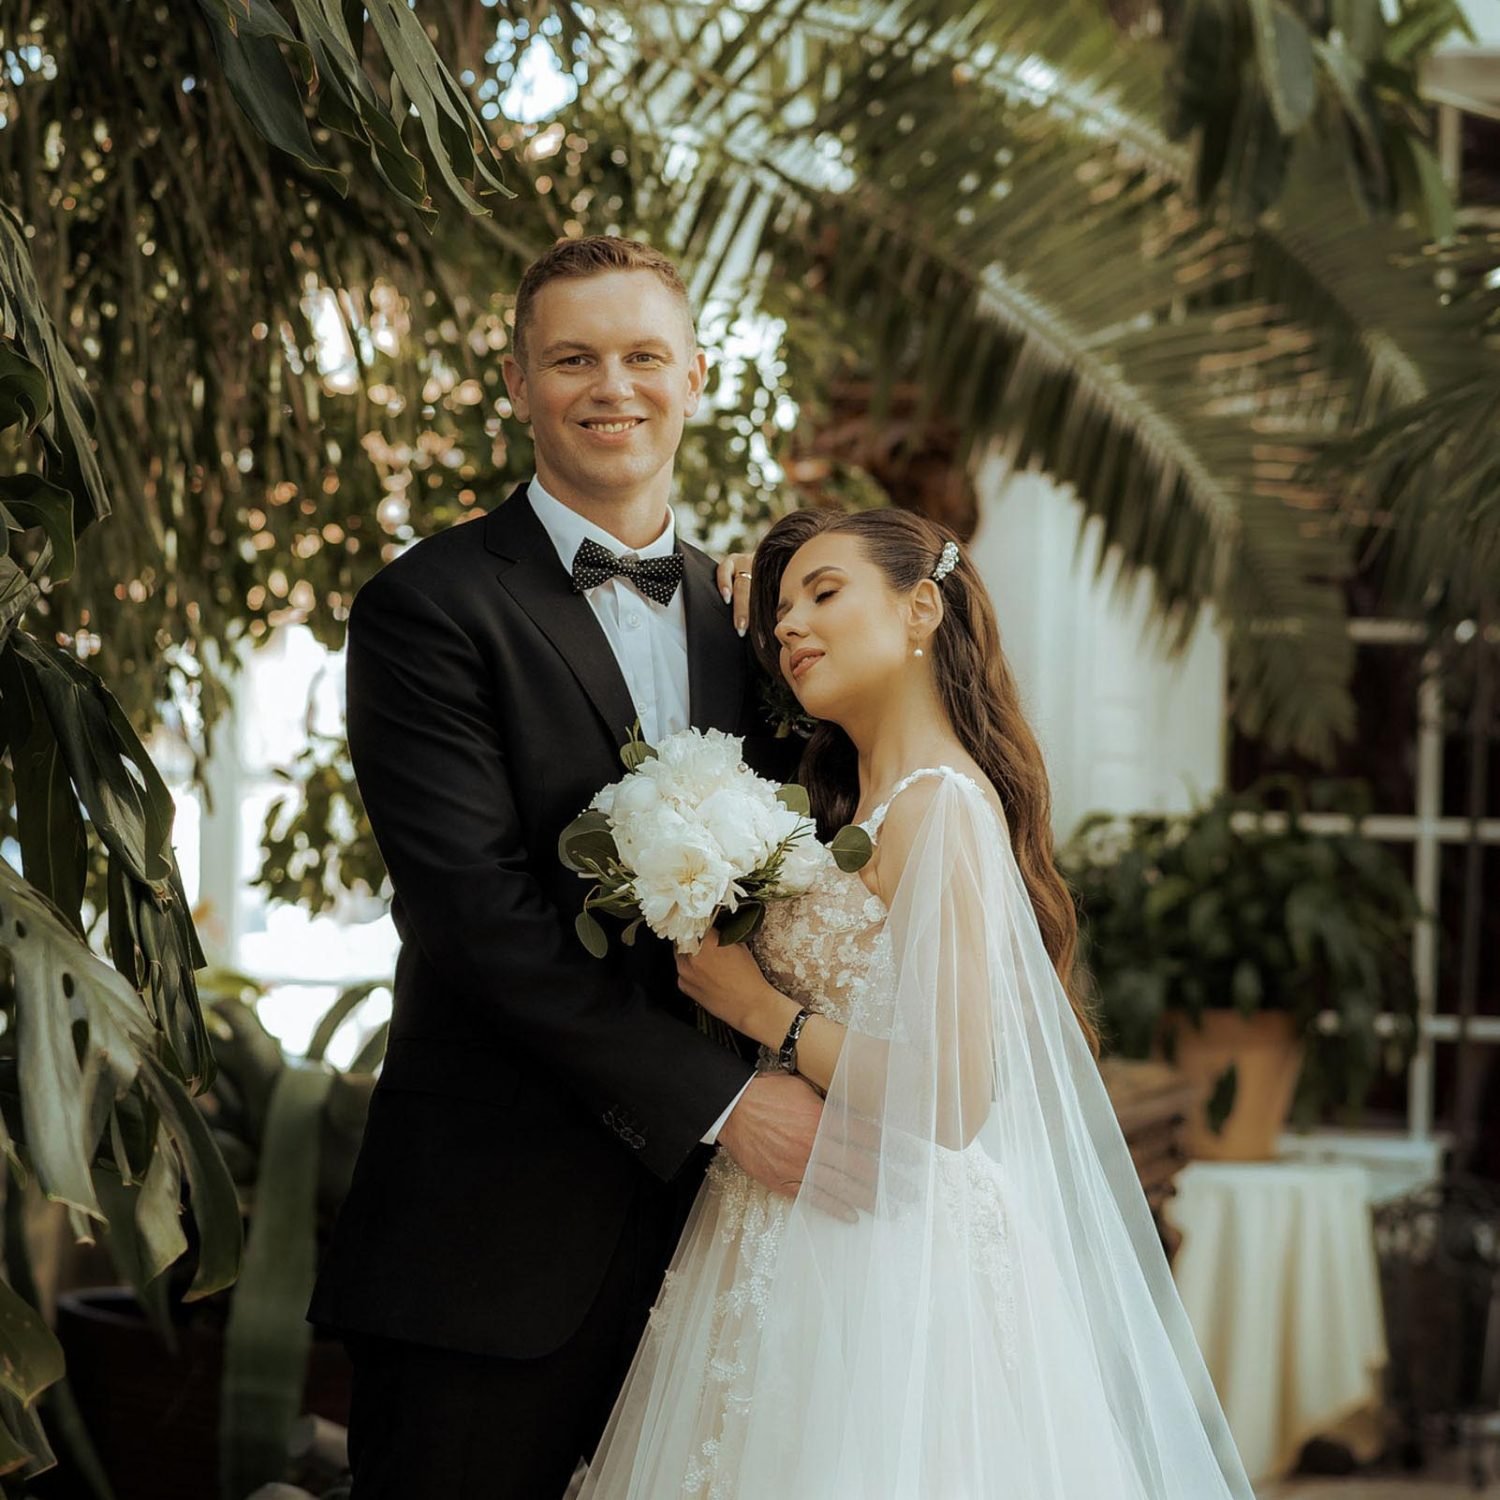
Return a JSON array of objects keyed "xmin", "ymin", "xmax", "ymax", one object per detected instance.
[
  {"xmin": 909, "ymin": 578, "xmax": 944, "ymax": 646},
  {"xmin": 684, "ymin": 348, "xmax": 708, "ymax": 418},
  {"xmin": 501, "ymin": 353, "xmax": 531, "ymax": 423}
]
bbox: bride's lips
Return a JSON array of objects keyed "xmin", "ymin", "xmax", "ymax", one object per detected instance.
[{"xmin": 789, "ymin": 648, "xmax": 824, "ymax": 680}]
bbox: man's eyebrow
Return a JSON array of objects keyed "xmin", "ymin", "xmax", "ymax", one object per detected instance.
[
  {"xmin": 538, "ymin": 337, "xmax": 676, "ymax": 359},
  {"xmin": 775, "ymin": 565, "xmax": 845, "ymax": 620}
]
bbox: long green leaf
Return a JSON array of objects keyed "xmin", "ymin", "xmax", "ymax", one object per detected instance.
[
  {"xmin": 197, "ymin": 0, "xmax": 348, "ymax": 192},
  {"xmin": 304, "ymin": 980, "xmax": 380, "ymax": 1063},
  {"xmin": 0, "ymin": 643, "xmax": 87, "ymax": 935},
  {"xmin": 136, "ymin": 1055, "xmax": 244, "ymax": 1301},
  {"xmin": 219, "ymin": 1064, "xmax": 333, "ymax": 1500},
  {"xmin": 0, "ymin": 1280, "xmax": 64, "ymax": 1408}
]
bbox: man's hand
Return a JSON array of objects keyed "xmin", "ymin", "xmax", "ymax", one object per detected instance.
[
  {"xmin": 717, "ymin": 1073, "xmax": 877, "ymax": 1223},
  {"xmin": 714, "ymin": 551, "xmax": 756, "ymax": 638}
]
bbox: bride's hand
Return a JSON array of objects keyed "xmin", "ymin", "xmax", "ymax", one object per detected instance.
[
  {"xmin": 676, "ymin": 927, "xmax": 790, "ymax": 1041},
  {"xmin": 714, "ymin": 551, "xmax": 755, "ymax": 638}
]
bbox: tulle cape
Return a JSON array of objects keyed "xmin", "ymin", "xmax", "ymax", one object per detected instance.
[{"xmin": 583, "ymin": 768, "xmax": 1254, "ymax": 1499}]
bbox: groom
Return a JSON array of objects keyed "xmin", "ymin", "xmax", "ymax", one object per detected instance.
[{"xmin": 308, "ymin": 237, "xmax": 823, "ymax": 1497}]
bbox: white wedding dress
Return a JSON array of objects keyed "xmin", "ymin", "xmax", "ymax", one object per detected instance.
[{"xmin": 580, "ymin": 767, "xmax": 1254, "ymax": 1500}]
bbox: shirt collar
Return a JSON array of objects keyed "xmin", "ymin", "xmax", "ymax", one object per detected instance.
[{"xmin": 526, "ymin": 475, "xmax": 678, "ymax": 565}]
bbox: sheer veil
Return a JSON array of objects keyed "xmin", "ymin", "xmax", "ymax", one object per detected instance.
[{"xmin": 587, "ymin": 767, "xmax": 1255, "ymax": 1498}]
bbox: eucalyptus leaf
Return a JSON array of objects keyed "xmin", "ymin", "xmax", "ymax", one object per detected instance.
[
  {"xmin": 829, "ymin": 824, "xmax": 873, "ymax": 873},
  {"xmin": 717, "ymin": 900, "xmax": 765, "ymax": 946},
  {"xmin": 775, "ymin": 784, "xmax": 811, "ymax": 816},
  {"xmin": 619, "ymin": 739, "xmax": 658, "ymax": 772},
  {"xmin": 576, "ymin": 908, "xmax": 609, "ymax": 959},
  {"xmin": 558, "ymin": 810, "xmax": 617, "ymax": 874}
]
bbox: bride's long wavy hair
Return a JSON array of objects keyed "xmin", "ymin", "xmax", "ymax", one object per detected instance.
[{"xmin": 750, "ymin": 508, "xmax": 1098, "ymax": 1055}]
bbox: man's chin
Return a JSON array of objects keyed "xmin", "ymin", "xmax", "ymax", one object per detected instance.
[{"xmin": 555, "ymin": 452, "xmax": 668, "ymax": 496}]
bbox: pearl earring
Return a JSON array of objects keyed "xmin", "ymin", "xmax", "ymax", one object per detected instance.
[{"xmin": 913, "ymin": 646, "xmax": 924, "ymax": 658}]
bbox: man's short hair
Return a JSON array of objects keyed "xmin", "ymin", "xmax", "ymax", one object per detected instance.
[{"xmin": 512, "ymin": 236, "xmax": 696, "ymax": 364}]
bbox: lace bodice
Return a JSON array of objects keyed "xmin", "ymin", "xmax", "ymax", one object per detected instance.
[{"xmin": 747, "ymin": 766, "xmax": 979, "ymax": 1045}]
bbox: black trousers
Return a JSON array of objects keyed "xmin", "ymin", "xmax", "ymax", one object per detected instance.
[{"xmin": 343, "ymin": 1174, "xmax": 694, "ymax": 1500}]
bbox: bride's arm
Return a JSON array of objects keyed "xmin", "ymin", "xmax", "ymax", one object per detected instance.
[
  {"xmin": 680, "ymin": 776, "xmax": 999, "ymax": 1145},
  {"xmin": 675, "ymin": 938, "xmax": 846, "ymax": 1093}
]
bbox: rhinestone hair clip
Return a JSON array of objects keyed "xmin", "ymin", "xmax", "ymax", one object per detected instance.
[{"xmin": 931, "ymin": 540, "xmax": 960, "ymax": 583}]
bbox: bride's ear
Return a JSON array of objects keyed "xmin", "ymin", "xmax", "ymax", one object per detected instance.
[{"xmin": 907, "ymin": 578, "xmax": 943, "ymax": 649}]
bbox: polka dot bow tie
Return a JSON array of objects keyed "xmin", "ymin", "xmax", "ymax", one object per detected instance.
[{"xmin": 569, "ymin": 536, "xmax": 685, "ymax": 606}]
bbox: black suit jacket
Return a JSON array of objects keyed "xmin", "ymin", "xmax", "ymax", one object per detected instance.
[{"xmin": 308, "ymin": 485, "xmax": 794, "ymax": 1359}]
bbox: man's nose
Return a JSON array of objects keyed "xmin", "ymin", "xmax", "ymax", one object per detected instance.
[{"xmin": 590, "ymin": 359, "xmax": 634, "ymax": 400}]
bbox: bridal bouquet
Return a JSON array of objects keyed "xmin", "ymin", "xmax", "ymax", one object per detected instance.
[{"xmin": 560, "ymin": 725, "xmax": 870, "ymax": 956}]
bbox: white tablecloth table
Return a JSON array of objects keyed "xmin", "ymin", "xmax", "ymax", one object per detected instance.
[{"xmin": 1165, "ymin": 1160, "xmax": 1389, "ymax": 1484}]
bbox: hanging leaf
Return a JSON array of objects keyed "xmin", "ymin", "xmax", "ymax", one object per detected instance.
[
  {"xmin": 0, "ymin": 1278, "xmax": 65, "ymax": 1407},
  {"xmin": 197, "ymin": 0, "xmax": 348, "ymax": 192},
  {"xmin": 575, "ymin": 908, "xmax": 609, "ymax": 958},
  {"xmin": 0, "ymin": 342, "xmax": 49, "ymax": 434},
  {"xmin": 1, "ymin": 474, "xmax": 76, "ymax": 585}
]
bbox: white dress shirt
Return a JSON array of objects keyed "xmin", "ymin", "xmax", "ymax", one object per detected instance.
[{"xmin": 526, "ymin": 478, "xmax": 752, "ymax": 1145}]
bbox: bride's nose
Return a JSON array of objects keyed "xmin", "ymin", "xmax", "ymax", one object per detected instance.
[{"xmin": 774, "ymin": 614, "xmax": 806, "ymax": 648}]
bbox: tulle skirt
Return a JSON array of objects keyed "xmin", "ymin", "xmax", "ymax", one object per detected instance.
[{"xmin": 579, "ymin": 1147, "xmax": 1155, "ymax": 1500}]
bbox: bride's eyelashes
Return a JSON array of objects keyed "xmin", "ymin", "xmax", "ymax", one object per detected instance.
[{"xmin": 814, "ymin": 588, "xmax": 838, "ymax": 605}]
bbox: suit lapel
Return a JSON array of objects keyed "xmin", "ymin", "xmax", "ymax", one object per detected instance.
[
  {"xmin": 681, "ymin": 545, "xmax": 747, "ymax": 736},
  {"xmin": 486, "ymin": 486, "xmax": 639, "ymax": 746}
]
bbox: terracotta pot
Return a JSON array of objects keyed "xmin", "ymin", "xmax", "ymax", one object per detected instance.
[
  {"xmin": 46, "ymin": 1287, "xmax": 350, "ymax": 1500},
  {"xmin": 1161, "ymin": 1008, "xmax": 1304, "ymax": 1161}
]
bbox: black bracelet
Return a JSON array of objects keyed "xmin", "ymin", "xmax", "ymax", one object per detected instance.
[{"xmin": 778, "ymin": 1006, "xmax": 813, "ymax": 1073}]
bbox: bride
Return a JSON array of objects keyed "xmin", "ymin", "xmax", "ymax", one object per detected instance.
[{"xmin": 578, "ymin": 507, "xmax": 1255, "ymax": 1499}]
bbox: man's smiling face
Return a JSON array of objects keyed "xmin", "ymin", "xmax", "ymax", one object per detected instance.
[{"xmin": 502, "ymin": 268, "xmax": 707, "ymax": 508}]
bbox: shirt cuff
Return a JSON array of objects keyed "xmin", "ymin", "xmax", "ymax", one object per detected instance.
[{"xmin": 700, "ymin": 1076, "xmax": 756, "ymax": 1145}]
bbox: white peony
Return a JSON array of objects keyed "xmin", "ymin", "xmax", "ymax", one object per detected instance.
[
  {"xmin": 633, "ymin": 827, "xmax": 735, "ymax": 951},
  {"xmin": 613, "ymin": 802, "xmax": 689, "ymax": 870},
  {"xmin": 777, "ymin": 827, "xmax": 833, "ymax": 892},
  {"xmin": 696, "ymin": 785, "xmax": 781, "ymax": 874},
  {"xmin": 641, "ymin": 728, "xmax": 746, "ymax": 806},
  {"xmin": 613, "ymin": 772, "xmax": 666, "ymax": 821}
]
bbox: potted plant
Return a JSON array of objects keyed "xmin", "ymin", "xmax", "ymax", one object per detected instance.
[
  {"xmin": 1059, "ymin": 780, "xmax": 1419, "ymax": 1160},
  {"xmin": 53, "ymin": 976, "xmax": 384, "ymax": 1500}
]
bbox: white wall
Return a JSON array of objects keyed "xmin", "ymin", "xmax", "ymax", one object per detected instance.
[
  {"xmin": 1455, "ymin": 0, "xmax": 1500, "ymax": 43},
  {"xmin": 968, "ymin": 458, "xmax": 1228, "ymax": 841}
]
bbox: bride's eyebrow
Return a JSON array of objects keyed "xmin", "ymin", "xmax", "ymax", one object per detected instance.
[{"xmin": 775, "ymin": 565, "xmax": 845, "ymax": 620}]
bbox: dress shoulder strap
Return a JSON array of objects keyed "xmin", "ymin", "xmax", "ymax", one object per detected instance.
[{"xmin": 860, "ymin": 766, "xmax": 980, "ymax": 846}]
